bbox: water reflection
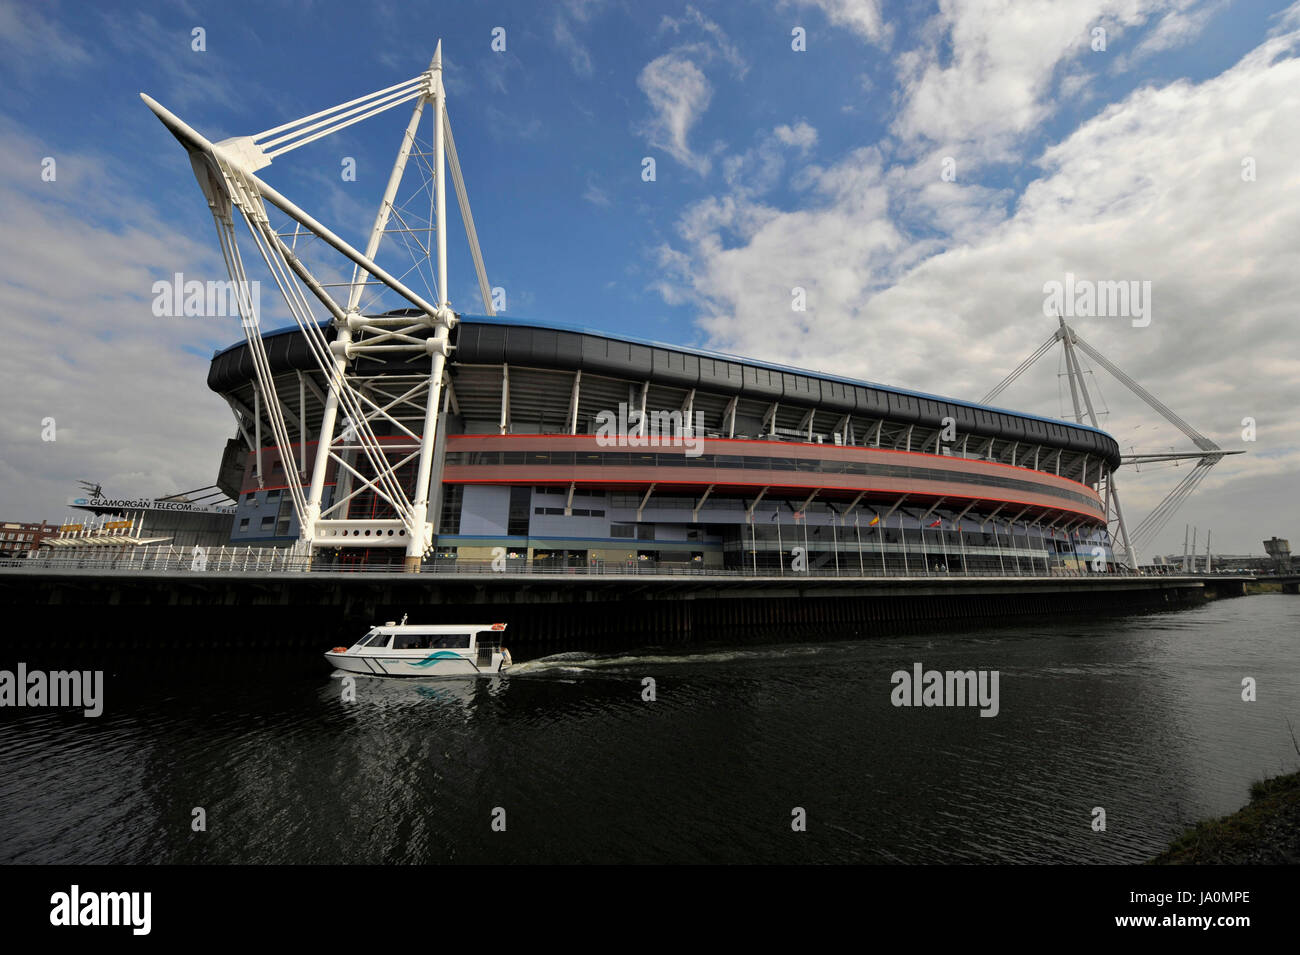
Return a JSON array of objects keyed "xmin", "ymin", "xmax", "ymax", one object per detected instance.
[
  {"xmin": 319, "ymin": 671, "xmax": 504, "ymax": 712},
  {"xmin": 0, "ymin": 596, "xmax": 1296, "ymax": 863}
]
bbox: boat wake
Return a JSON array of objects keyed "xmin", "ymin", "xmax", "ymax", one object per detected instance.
[{"xmin": 506, "ymin": 644, "xmax": 836, "ymax": 676}]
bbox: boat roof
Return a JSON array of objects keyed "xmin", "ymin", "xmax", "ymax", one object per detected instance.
[{"xmin": 370, "ymin": 622, "xmax": 506, "ymax": 631}]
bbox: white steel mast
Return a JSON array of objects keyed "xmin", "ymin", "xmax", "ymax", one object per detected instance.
[
  {"xmin": 979, "ymin": 317, "xmax": 1239, "ymax": 572},
  {"xmin": 143, "ymin": 42, "xmax": 494, "ymax": 572}
]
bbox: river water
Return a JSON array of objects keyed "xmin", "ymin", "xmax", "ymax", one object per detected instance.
[{"xmin": 1, "ymin": 594, "xmax": 1296, "ymax": 863}]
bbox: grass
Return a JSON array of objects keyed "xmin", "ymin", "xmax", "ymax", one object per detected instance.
[
  {"xmin": 1246, "ymin": 581, "xmax": 1283, "ymax": 594},
  {"xmin": 1151, "ymin": 723, "xmax": 1300, "ymax": 864}
]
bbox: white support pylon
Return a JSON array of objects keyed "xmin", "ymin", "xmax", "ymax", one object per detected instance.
[
  {"xmin": 406, "ymin": 42, "xmax": 453, "ymax": 571},
  {"xmin": 144, "ymin": 41, "xmax": 492, "ymax": 572},
  {"xmin": 980, "ymin": 316, "xmax": 1243, "ymax": 573},
  {"xmin": 1056, "ymin": 317, "xmax": 1139, "ymax": 570}
]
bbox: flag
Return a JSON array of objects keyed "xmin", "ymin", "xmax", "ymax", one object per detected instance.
[
  {"xmin": 929, "ymin": 519, "xmax": 942, "ymax": 528},
  {"xmin": 868, "ymin": 514, "xmax": 880, "ymax": 526}
]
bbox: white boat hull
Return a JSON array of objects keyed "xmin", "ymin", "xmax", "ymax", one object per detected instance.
[{"xmin": 325, "ymin": 648, "xmax": 509, "ymax": 678}]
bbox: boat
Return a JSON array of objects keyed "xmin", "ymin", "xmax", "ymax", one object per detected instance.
[{"xmin": 325, "ymin": 616, "xmax": 513, "ymax": 678}]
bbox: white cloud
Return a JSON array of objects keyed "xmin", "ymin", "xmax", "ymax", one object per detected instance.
[
  {"xmin": 554, "ymin": 13, "xmax": 594, "ymax": 77},
  {"xmin": 0, "ymin": 0, "xmax": 90, "ymax": 79},
  {"xmin": 638, "ymin": 53, "xmax": 715, "ymax": 175},
  {"xmin": 655, "ymin": 25, "xmax": 1300, "ymax": 554},
  {"xmin": 638, "ymin": 6, "xmax": 749, "ymax": 174},
  {"xmin": 1268, "ymin": 0, "xmax": 1300, "ymax": 36},
  {"xmin": 786, "ymin": 0, "xmax": 892, "ymax": 46},
  {"xmin": 658, "ymin": 6, "xmax": 749, "ymax": 77},
  {"xmin": 1131, "ymin": 0, "xmax": 1224, "ymax": 58},
  {"xmin": 774, "ymin": 122, "xmax": 818, "ymax": 151},
  {"xmin": 0, "ymin": 121, "xmax": 244, "ymax": 519},
  {"xmin": 583, "ymin": 178, "xmax": 611, "ymax": 207},
  {"xmin": 891, "ymin": 1, "xmax": 1163, "ymax": 162},
  {"xmin": 101, "ymin": 9, "xmax": 244, "ymax": 112},
  {"xmin": 721, "ymin": 122, "xmax": 820, "ymax": 195}
]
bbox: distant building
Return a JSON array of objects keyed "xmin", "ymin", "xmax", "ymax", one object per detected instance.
[
  {"xmin": 38, "ymin": 487, "xmax": 236, "ymax": 556},
  {"xmin": 0, "ymin": 520, "xmax": 57, "ymax": 558},
  {"xmin": 1263, "ymin": 537, "xmax": 1293, "ymax": 573}
]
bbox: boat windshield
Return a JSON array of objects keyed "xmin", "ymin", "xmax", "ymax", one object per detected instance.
[{"xmin": 361, "ymin": 631, "xmax": 392, "ymax": 648}]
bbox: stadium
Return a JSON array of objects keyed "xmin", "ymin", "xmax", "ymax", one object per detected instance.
[
  {"xmin": 206, "ymin": 313, "xmax": 1121, "ymax": 574},
  {"xmin": 134, "ymin": 47, "xmax": 1137, "ymax": 578}
]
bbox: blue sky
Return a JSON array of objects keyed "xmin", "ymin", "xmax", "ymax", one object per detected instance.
[
  {"xmin": 2, "ymin": 0, "xmax": 1299, "ymax": 554},
  {"xmin": 4, "ymin": 0, "xmax": 1279, "ymax": 342}
]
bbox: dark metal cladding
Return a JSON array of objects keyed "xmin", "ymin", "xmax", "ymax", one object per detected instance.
[
  {"xmin": 818, "ymin": 379, "xmax": 856, "ymax": 413},
  {"xmin": 886, "ymin": 392, "xmax": 921, "ymax": 424},
  {"xmin": 781, "ymin": 372, "xmax": 819, "ymax": 404},
  {"xmin": 504, "ymin": 325, "xmax": 553, "ymax": 365},
  {"xmin": 652, "ymin": 348, "xmax": 700, "ymax": 388},
  {"xmin": 580, "ymin": 333, "xmax": 653, "ymax": 378},
  {"xmin": 469, "ymin": 322, "xmax": 507, "ymax": 364},
  {"xmin": 697, "ymin": 356, "xmax": 743, "ymax": 394},
  {"xmin": 915, "ymin": 397, "xmax": 945, "ymax": 428},
  {"xmin": 975, "ymin": 408, "xmax": 1005, "ymax": 439},
  {"xmin": 206, "ymin": 317, "xmax": 1123, "ymax": 469},
  {"xmin": 1001, "ymin": 413, "xmax": 1027, "ymax": 442},
  {"xmin": 741, "ymin": 365, "xmax": 782, "ymax": 401},
  {"xmin": 948, "ymin": 402, "xmax": 979, "ymax": 433},
  {"xmin": 554, "ymin": 330, "xmax": 583, "ymax": 370},
  {"xmin": 207, "ymin": 325, "xmax": 321, "ymax": 393},
  {"xmin": 1023, "ymin": 416, "xmax": 1049, "ymax": 445},
  {"xmin": 855, "ymin": 385, "xmax": 891, "ymax": 418}
]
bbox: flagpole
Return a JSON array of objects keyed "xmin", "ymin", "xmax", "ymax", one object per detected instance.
[
  {"xmin": 832, "ymin": 513, "xmax": 839, "ymax": 576},
  {"xmin": 776, "ymin": 508, "xmax": 783, "ymax": 577},
  {"xmin": 801, "ymin": 512, "xmax": 809, "ymax": 575},
  {"xmin": 877, "ymin": 514, "xmax": 886, "ymax": 575},
  {"xmin": 920, "ymin": 519, "xmax": 931, "ymax": 576},
  {"xmin": 899, "ymin": 511, "xmax": 909, "ymax": 575},
  {"xmin": 855, "ymin": 512, "xmax": 864, "ymax": 576},
  {"xmin": 749, "ymin": 513, "xmax": 757, "ymax": 575}
]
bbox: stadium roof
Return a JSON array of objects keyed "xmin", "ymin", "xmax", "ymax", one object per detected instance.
[{"xmin": 212, "ymin": 313, "xmax": 1113, "ymax": 438}]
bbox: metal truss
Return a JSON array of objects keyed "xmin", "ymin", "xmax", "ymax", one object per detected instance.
[
  {"xmin": 144, "ymin": 42, "xmax": 494, "ymax": 570},
  {"xmin": 981, "ymin": 317, "xmax": 1241, "ymax": 570}
]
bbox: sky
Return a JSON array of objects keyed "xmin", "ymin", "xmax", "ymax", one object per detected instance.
[{"xmin": 0, "ymin": 0, "xmax": 1297, "ymax": 556}]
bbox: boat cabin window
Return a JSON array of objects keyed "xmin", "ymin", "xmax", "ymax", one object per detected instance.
[
  {"xmin": 392, "ymin": 632, "xmax": 436, "ymax": 650},
  {"xmin": 361, "ymin": 631, "xmax": 392, "ymax": 648},
  {"xmin": 384, "ymin": 632, "xmax": 471, "ymax": 650},
  {"xmin": 428, "ymin": 633, "xmax": 471, "ymax": 649}
]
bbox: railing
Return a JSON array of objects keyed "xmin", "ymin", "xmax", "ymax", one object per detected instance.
[
  {"xmin": 0, "ymin": 545, "xmax": 310, "ymax": 574},
  {"xmin": 0, "ymin": 548, "xmax": 1147, "ymax": 579}
]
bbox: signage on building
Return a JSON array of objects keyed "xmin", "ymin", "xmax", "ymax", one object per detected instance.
[{"xmin": 68, "ymin": 497, "xmax": 236, "ymax": 515}]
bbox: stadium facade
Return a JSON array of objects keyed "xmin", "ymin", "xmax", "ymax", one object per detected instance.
[{"xmin": 207, "ymin": 314, "xmax": 1121, "ymax": 574}]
